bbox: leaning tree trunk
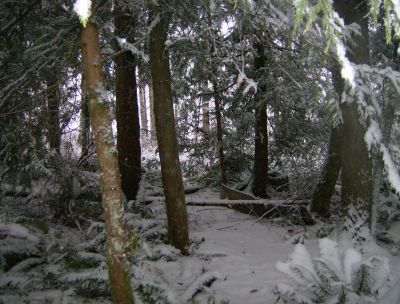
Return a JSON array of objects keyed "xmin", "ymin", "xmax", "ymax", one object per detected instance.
[
  {"xmin": 252, "ymin": 41, "xmax": 269, "ymax": 198},
  {"xmin": 80, "ymin": 21, "xmax": 134, "ymax": 304},
  {"xmin": 114, "ymin": 4, "xmax": 141, "ymax": 201},
  {"xmin": 311, "ymin": 66, "xmax": 344, "ymax": 218},
  {"xmin": 335, "ymin": 0, "xmax": 373, "ymax": 231},
  {"xmin": 45, "ymin": 70, "xmax": 61, "ymax": 154},
  {"xmin": 149, "ymin": 9, "xmax": 189, "ymax": 253}
]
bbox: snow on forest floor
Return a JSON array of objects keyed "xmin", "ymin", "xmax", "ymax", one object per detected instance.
[
  {"xmin": 2, "ymin": 177, "xmax": 400, "ymax": 303},
  {"xmin": 185, "ymin": 188, "xmax": 297, "ymax": 303},
  {"xmin": 152, "ymin": 188, "xmax": 400, "ymax": 303}
]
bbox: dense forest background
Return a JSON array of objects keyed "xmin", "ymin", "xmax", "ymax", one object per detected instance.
[{"xmin": 2, "ymin": 0, "xmax": 400, "ymax": 303}]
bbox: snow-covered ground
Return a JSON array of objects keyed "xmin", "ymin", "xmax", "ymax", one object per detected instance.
[
  {"xmin": 156, "ymin": 188, "xmax": 400, "ymax": 303},
  {"xmin": 2, "ymin": 177, "xmax": 400, "ymax": 303}
]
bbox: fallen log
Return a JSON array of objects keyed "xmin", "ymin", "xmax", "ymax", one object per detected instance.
[
  {"xmin": 220, "ymin": 184, "xmax": 314, "ymax": 225},
  {"xmin": 145, "ymin": 196, "xmax": 315, "ymax": 225}
]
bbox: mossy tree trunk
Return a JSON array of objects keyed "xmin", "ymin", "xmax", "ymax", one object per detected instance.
[
  {"xmin": 80, "ymin": 20, "xmax": 134, "ymax": 304},
  {"xmin": 149, "ymin": 8, "xmax": 189, "ymax": 253},
  {"xmin": 114, "ymin": 3, "xmax": 141, "ymax": 201}
]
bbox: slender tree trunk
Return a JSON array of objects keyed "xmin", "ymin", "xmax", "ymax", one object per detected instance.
[
  {"xmin": 335, "ymin": 0, "xmax": 373, "ymax": 229},
  {"xmin": 80, "ymin": 21, "xmax": 134, "ymax": 304},
  {"xmin": 252, "ymin": 41, "xmax": 268, "ymax": 198},
  {"xmin": 213, "ymin": 79, "xmax": 227, "ymax": 191},
  {"xmin": 138, "ymin": 71, "xmax": 148, "ymax": 135},
  {"xmin": 201, "ymin": 80, "xmax": 210, "ymax": 134},
  {"xmin": 207, "ymin": 11, "xmax": 227, "ymax": 196},
  {"xmin": 46, "ymin": 71, "xmax": 61, "ymax": 154},
  {"xmin": 149, "ymin": 80, "xmax": 156, "ymax": 142},
  {"xmin": 149, "ymin": 9, "xmax": 189, "ymax": 253},
  {"xmin": 311, "ymin": 125, "xmax": 342, "ymax": 217},
  {"xmin": 311, "ymin": 66, "xmax": 343, "ymax": 217},
  {"xmin": 114, "ymin": 5, "xmax": 141, "ymax": 201},
  {"xmin": 79, "ymin": 74, "xmax": 91, "ymax": 160}
]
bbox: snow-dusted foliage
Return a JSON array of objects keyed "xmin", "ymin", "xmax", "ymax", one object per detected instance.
[{"xmin": 275, "ymin": 238, "xmax": 391, "ymax": 303}]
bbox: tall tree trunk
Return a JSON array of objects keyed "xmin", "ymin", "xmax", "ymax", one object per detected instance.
[
  {"xmin": 149, "ymin": 80, "xmax": 156, "ymax": 142},
  {"xmin": 149, "ymin": 9, "xmax": 189, "ymax": 253},
  {"xmin": 252, "ymin": 41, "xmax": 268, "ymax": 198},
  {"xmin": 201, "ymin": 81, "xmax": 210, "ymax": 134},
  {"xmin": 335, "ymin": 0, "xmax": 373, "ymax": 229},
  {"xmin": 372, "ymin": 79, "xmax": 397, "ymax": 233},
  {"xmin": 79, "ymin": 74, "xmax": 91, "ymax": 160},
  {"xmin": 207, "ymin": 10, "xmax": 227, "ymax": 197},
  {"xmin": 114, "ymin": 4, "xmax": 141, "ymax": 201},
  {"xmin": 138, "ymin": 71, "xmax": 148, "ymax": 135},
  {"xmin": 46, "ymin": 71, "xmax": 61, "ymax": 154},
  {"xmin": 311, "ymin": 125, "xmax": 342, "ymax": 217},
  {"xmin": 213, "ymin": 79, "xmax": 227, "ymax": 193},
  {"xmin": 311, "ymin": 66, "xmax": 344, "ymax": 218},
  {"xmin": 80, "ymin": 20, "xmax": 134, "ymax": 304}
]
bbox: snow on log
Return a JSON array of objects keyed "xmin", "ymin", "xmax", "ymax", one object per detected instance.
[
  {"xmin": 145, "ymin": 184, "xmax": 315, "ymax": 225},
  {"xmin": 220, "ymin": 184, "xmax": 314, "ymax": 225}
]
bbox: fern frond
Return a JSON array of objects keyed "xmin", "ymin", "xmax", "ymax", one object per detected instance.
[
  {"xmin": 8, "ymin": 257, "xmax": 44, "ymax": 273},
  {"xmin": 0, "ymin": 223, "xmax": 40, "ymax": 242},
  {"xmin": 0, "ymin": 273, "xmax": 31, "ymax": 289},
  {"xmin": 351, "ymin": 262, "xmax": 374, "ymax": 295},
  {"xmin": 313, "ymin": 258, "xmax": 342, "ymax": 295},
  {"xmin": 0, "ymin": 238, "xmax": 40, "ymax": 256},
  {"xmin": 274, "ymin": 283, "xmax": 314, "ymax": 304},
  {"xmin": 60, "ymin": 263, "xmax": 108, "ymax": 283},
  {"xmin": 181, "ymin": 271, "xmax": 223, "ymax": 302}
]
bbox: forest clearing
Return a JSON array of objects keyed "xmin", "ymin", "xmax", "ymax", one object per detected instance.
[{"xmin": 2, "ymin": 0, "xmax": 400, "ymax": 303}]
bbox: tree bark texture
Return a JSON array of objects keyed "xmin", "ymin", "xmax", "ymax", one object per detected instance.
[
  {"xmin": 138, "ymin": 71, "xmax": 148, "ymax": 135},
  {"xmin": 213, "ymin": 79, "xmax": 227, "ymax": 192},
  {"xmin": 79, "ymin": 74, "xmax": 91, "ymax": 160},
  {"xmin": 201, "ymin": 81, "xmax": 211, "ymax": 134},
  {"xmin": 335, "ymin": 0, "xmax": 373, "ymax": 225},
  {"xmin": 45, "ymin": 71, "xmax": 61, "ymax": 154},
  {"xmin": 114, "ymin": 5, "xmax": 141, "ymax": 201},
  {"xmin": 252, "ymin": 41, "xmax": 269, "ymax": 198},
  {"xmin": 311, "ymin": 65, "xmax": 343, "ymax": 218},
  {"xmin": 149, "ymin": 10, "xmax": 189, "ymax": 253},
  {"xmin": 80, "ymin": 21, "xmax": 134, "ymax": 304},
  {"xmin": 149, "ymin": 80, "xmax": 157, "ymax": 141},
  {"xmin": 311, "ymin": 125, "xmax": 342, "ymax": 217},
  {"xmin": 207, "ymin": 12, "xmax": 227, "ymax": 195}
]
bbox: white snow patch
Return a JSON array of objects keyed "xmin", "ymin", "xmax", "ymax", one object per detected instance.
[
  {"xmin": 343, "ymin": 248, "xmax": 362, "ymax": 283},
  {"xmin": 335, "ymin": 39, "xmax": 355, "ymax": 88},
  {"xmin": 73, "ymin": 0, "xmax": 91, "ymax": 22},
  {"xmin": 319, "ymin": 237, "xmax": 342, "ymax": 277}
]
